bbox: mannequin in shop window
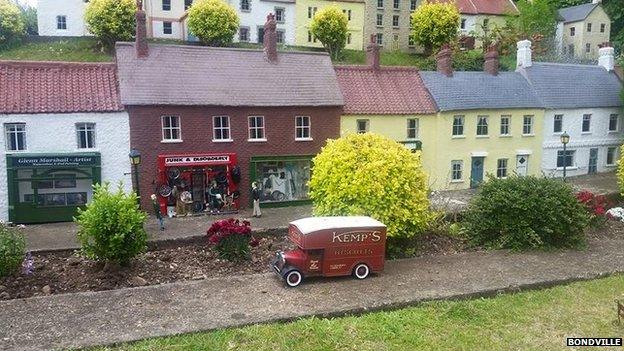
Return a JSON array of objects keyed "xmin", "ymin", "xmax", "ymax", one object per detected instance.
[{"xmin": 206, "ymin": 181, "xmax": 223, "ymax": 213}]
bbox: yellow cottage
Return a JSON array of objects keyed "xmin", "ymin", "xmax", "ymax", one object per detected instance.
[{"xmin": 295, "ymin": 0, "xmax": 366, "ymax": 50}]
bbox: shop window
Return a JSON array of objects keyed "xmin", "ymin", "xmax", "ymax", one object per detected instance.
[
  {"xmin": 5, "ymin": 123, "xmax": 27, "ymax": 151},
  {"xmin": 452, "ymin": 115, "xmax": 464, "ymax": 136},
  {"xmin": 557, "ymin": 150, "xmax": 575, "ymax": 168},
  {"xmin": 295, "ymin": 116, "xmax": 311, "ymax": 140},
  {"xmin": 582, "ymin": 114, "xmax": 591, "ymax": 132},
  {"xmin": 161, "ymin": 115, "xmax": 181, "ymax": 141},
  {"xmin": 407, "ymin": 118, "xmax": 418, "ymax": 139},
  {"xmin": 476, "ymin": 116, "xmax": 488, "ymax": 136},
  {"xmin": 451, "ymin": 160, "xmax": 463, "ymax": 180},
  {"xmin": 252, "ymin": 158, "xmax": 312, "ymax": 203},
  {"xmin": 553, "ymin": 114, "xmax": 563, "ymax": 133},
  {"xmin": 76, "ymin": 123, "xmax": 96, "ymax": 149},
  {"xmin": 522, "ymin": 115, "xmax": 533, "ymax": 135},
  {"xmin": 248, "ymin": 115, "xmax": 265, "ymax": 140},
  {"xmin": 500, "ymin": 115, "xmax": 510, "ymax": 136},
  {"xmin": 356, "ymin": 119, "xmax": 369, "ymax": 133},
  {"xmin": 213, "ymin": 116, "xmax": 231, "ymax": 141},
  {"xmin": 609, "ymin": 114, "xmax": 619, "ymax": 132},
  {"xmin": 497, "ymin": 159, "xmax": 508, "ymax": 178},
  {"xmin": 57, "ymin": 15, "xmax": 67, "ymax": 30}
]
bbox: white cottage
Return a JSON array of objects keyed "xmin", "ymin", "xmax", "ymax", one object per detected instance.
[
  {"xmin": 0, "ymin": 61, "xmax": 132, "ymax": 224},
  {"xmin": 37, "ymin": 0, "xmax": 91, "ymax": 37},
  {"xmin": 516, "ymin": 41, "xmax": 624, "ymax": 178}
]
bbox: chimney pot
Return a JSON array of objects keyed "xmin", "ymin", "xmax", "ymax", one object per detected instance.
[
  {"xmin": 484, "ymin": 45, "xmax": 499, "ymax": 76},
  {"xmin": 598, "ymin": 46, "xmax": 615, "ymax": 71},
  {"xmin": 436, "ymin": 44, "xmax": 453, "ymax": 77},
  {"xmin": 516, "ymin": 40, "xmax": 532, "ymax": 68},
  {"xmin": 263, "ymin": 13, "xmax": 278, "ymax": 63},
  {"xmin": 135, "ymin": 0, "xmax": 148, "ymax": 58},
  {"xmin": 366, "ymin": 35, "xmax": 380, "ymax": 70}
]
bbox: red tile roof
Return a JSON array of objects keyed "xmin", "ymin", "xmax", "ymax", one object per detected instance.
[
  {"xmin": 334, "ymin": 65, "xmax": 437, "ymax": 115},
  {"xmin": 442, "ymin": 0, "xmax": 519, "ymax": 15},
  {"xmin": 0, "ymin": 61, "xmax": 123, "ymax": 114}
]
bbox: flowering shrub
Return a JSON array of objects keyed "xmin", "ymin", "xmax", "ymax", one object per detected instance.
[
  {"xmin": 0, "ymin": 223, "xmax": 25, "ymax": 278},
  {"xmin": 207, "ymin": 218, "xmax": 257, "ymax": 262},
  {"xmin": 576, "ymin": 190, "xmax": 612, "ymax": 227}
]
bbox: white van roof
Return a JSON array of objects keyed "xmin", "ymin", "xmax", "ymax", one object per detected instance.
[{"xmin": 290, "ymin": 216, "xmax": 386, "ymax": 235}]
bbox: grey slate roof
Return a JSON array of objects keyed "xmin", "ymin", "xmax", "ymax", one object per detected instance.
[
  {"xmin": 115, "ymin": 43, "xmax": 344, "ymax": 107},
  {"xmin": 518, "ymin": 62, "xmax": 623, "ymax": 109},
  {"xmin": 557, "ymin": 3, "xmax": 598, "ymax": 23},
  {"xmin": 419, "ymin": 71, "xmax": 542, "ymax": 111}
]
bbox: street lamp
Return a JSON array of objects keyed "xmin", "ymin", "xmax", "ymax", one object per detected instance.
[
  {"xmin": 560, "ymin": 132, "xmax": 570, "ymax": 182},
  {"xmin": 128, "ymin": 149, "xmax": 142, "ymax": 203}
]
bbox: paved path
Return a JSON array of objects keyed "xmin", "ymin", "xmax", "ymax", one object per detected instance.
[{"xmin": 1, "ymin": 237, "xmax": 623, "ymax": 351}]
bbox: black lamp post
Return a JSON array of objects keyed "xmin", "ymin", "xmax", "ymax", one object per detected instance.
[
  {"xmin": 128, "ymin": 149, "xmax": 142, "ymax": 203},
  {"xmin": 560, "ymin": 132, "xmax": 570, "ymax": 182}
]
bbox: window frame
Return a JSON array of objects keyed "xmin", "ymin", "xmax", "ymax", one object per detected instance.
[
  {"xmin": 4, "ymin": 123, "xmax": 27, "ymax": 151},
  {"xmin": 212, "ymin": 115, "xmax": 232, "ymax": 142},
  {"xmin": 239, "ymin": 26, "xmax": 250, "ymax": 42},
  {"xmin": 377, "ymin": 0, "xmax": 383, "ymax": 9},
  {"xmin": 587, "ymin": 22, "xmax": 592, "ymax": 32},
  {"xmin": 500, "ymin": 115, "xmax": 511, "ymax": 136},
  {"xmin": 276, "ymin": 29, "xmax": 285, "ymax": 44},
  {"xmin": 410, "ymin": 0, "xmax": 416, "ymax": 10},
  {"xmin": 184, "ymin": 0, "xmax": 193, "ymax": 10},
  {"xmin": 582, "ymin": 114, "xmax": 591, "ymax": 133},
  {"xmin": 556, "ymin": 150, "xmax": 575, "ymax": 168},
  {"xmin": 570, "ymin": 27, "xmax": 575, "ymax": 36},
  {"xmin": 161, "ymin": 115, "xmax": 182, "ymax": 142},
  {"xmin": 275, "ymin": 7, "xmax": 285, "ymax": 23},
  {"xmin": 608, "ymin": 114, "xmax": 619, "ymax": 132},
  {"xmin": 606, "ymin": 147, "xmax": 617, "ymax": 166},
  {"xmin": 600, "ymin": 23, "xmax": 606, "ymax": 33},
  {"xmin": 240, "ymin": 0, "xmax": 250, "ymax": 11},
  {"xmin": 248, "ymin": 115, "xmax": 266, "ymax": 141},
  {"xmin": 376, "ymin": 13, "xmax": 383, "ymax": 27},
  {"xmin": 56, "ymin": 15, "xmax": 67, "ymax": 30},
  {"xmin": 76, "ymin": 122, "xmax": 96, "ymax": 149},
  {"xmin": 553, "ymin": 114, "xmax": 563, "ymax": 133},
  {"xmin": 392, "ymin": 15, "xmax": 399, "ymax": 28},
  {"xmin": 406, "ymin": 118, "xmax": 419, "ymax": 140},
  {"xmin": 162, "ymin": 0, "xmax": 171, "ymax": 11},
  {"xmin": 496, "ymin": 158, "xmax": 508, "ymax": 179},
  {"xmin": 163, "ymin": 21, "xmax": 172, "ymax": 35},
  {"xmin": 375, "ymin": 33, "xmax": 383, "ymax": 46},
  {"xmin": 295, "ymin": 116, "xmax": 312, "ymax": 140},
  {"xmin": 522, "ymin": 115, "xmax": 534, "ymax": 135},
  {"xmin": 356, "ymin": 119, "xmax": 369, "ymax": 134},
  {"xmin": 393, "ymin": 0, "xmax": 399, "ymax": 9},
  {"xmin": 585, "ymin": 43, "xmax": 591, "ymax": 53},
  {"xmin": 476, "ymin": 115, "xmax": 489, "ymax": 136},
  {"xmin": 452, "ymin": 115, "xmax": 464, "ymax": 136},
  {"xmin": 451, "ymin": 160, "xmax": 463, "ymax": 181}
]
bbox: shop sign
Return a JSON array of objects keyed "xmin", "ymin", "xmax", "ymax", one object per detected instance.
[
  {"xmin": 9, "ymin": 155, "xmax": 99, "ymax": 168},
  {"xmin": 164, "ymin": 155, "xmax": 230, "ymax": 166}
]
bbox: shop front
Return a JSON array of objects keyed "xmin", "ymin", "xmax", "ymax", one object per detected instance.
[
  {"xmin": 249, "ymin": 155, "xmax": 313, "ymax": 207},
  {"xmin": 6, "ymin": 153, "xmax": 101, "ymax": 224},
  {"xmin": 156, "ymin": 153, "xmax": 241, "ymax": 216}
]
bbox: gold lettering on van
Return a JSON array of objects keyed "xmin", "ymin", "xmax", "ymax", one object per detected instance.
[{"xmin": 332, "ymin": 231, "xmax": 382, "ymax": 243}]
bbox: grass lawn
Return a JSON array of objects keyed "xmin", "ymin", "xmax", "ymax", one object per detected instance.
[{"xmin": 97, "ymin": 274, "xmax": 624, "ymax": 351}]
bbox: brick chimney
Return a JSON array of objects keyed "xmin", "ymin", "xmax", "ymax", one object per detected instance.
[
  {"xmin": 135, "ymin": 0, "xmax": 148, "ymax": 58},
  {"xmin": 263, "ymin": 13, "xmax": 278, "ymax": 63},
  {"xmin": 516, "ymin": 40, "xmax": 532, "ymax": 68},
  {"xmin": 484, "ymin": 45, "xmax": 499, "ymax": 76},
  {"xmin": 366, "ymin": 34, "xmax": 380, "ymax": 70},
  {"xmin": 598, "ymin": 45, "xmax": 615, "ymax": 71},
  {"xmin": 436, "ymin": 44, "xmax": 453, "ymax": 77}
]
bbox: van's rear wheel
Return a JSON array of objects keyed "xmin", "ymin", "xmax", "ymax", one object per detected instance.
[
  {"xmin": 284, "ymin": 270, "xmax": 303, "ymax": 287},
  {"xmin": 353, "ymin": 263, "xmax": 370, "ymax": 280}
]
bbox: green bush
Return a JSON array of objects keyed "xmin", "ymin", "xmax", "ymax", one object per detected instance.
[
  {"xmin": 0, "ymin": 224, "xmax": 25, "ymax": 278},
  {"xmin": 85, "ymin": 0, "xmax": 136, "ymax": 50},
  {"xmin": 0, "ymin": 0, "xmax": 25, "ymax": 49},
  {"xmin": 187, "ymin": 0, "xmax": 239, "ymax": 47},
  {"xmin": 309, "ymin": 133, "xmax": 433, "ymax": 240},
  {"xmin": 410, "ymin": 0, "xmax": 460, "ymax": 55},
  {"xmin": 75, "ymin": 183, "xmax": 147, "ymax": 265},
  {"xmin": 463, "ymin": 176, "xmax": 589, "ymax": 250},
  {"xmin": 310, "ymin": 6, "xmax": 348, "ymax": 60},
  {"xmin": 618, "ymin": 146, "xmax": 624, "ymax": 197}
]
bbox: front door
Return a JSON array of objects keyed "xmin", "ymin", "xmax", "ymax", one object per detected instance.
[
  {"xmin": 257, "ymin": 27, "xmax": 264, "ymax": 44},
  {"xmin": 588, "ymin": 148, "xmax": 598, "ymax": 174},
  {"xmin": 470, "ymin": 157, "xmax": 484, "ymax": 188},
  {"xmin": 516, "ymin": 155, "xmax": 529, "ymax": 176}
]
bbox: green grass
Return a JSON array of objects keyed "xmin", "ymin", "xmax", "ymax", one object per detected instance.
[
  {"xmin": 96, "ymin": 275, "xmax": 624, "ymax": 351},
  {"xmin": 0, "ymin": 38, "xmax": 113, "ymax": 62}
]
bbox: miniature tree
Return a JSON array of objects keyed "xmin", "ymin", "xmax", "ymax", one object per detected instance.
[
  {"xmin": 0, "ymin": 224, "xmax": 25, "ymax": 278},
  {"xmin": 309, "ymin": 133, "xmax": 433, "ymax": 240},
  {"xmin": 85, "ymin": 0, "xmax": 136, "ymax": 50},
  {"xmin": 410, "ymin": 0, "xmax": 460, "ymax": 55},
  {"xmin": 187, "ymin": 0, "xmax": 239, "ymax": 47},
  {"xmin": 75, "ymin": 183, "xmax": 147, "ymax": 266},
  {"xmin": 0, "ymin": 0, "xmax": 25, "ymax": 48},
  {"xmin": 310, "ymin": 6, "xmax": 349, "ymax": 60}
]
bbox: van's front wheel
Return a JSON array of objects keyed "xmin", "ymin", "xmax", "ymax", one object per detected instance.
[
  {"xmin": 353, "ymin": 263, "xmax": 370, "ymax": 280},
  {"xmin": 284, "ymin": 269, "xmax": 303, "ymax": 287}
]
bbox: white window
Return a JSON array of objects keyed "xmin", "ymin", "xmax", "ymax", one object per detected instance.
[
  {"xmin": 522, "ymin": 115, "xmax": 533, "ymax": 135},
  {"xmin": 276, "ymin": 30, "xmax": 285, "ymax": 44},
  {"xmin": 500, "ymin": 115, "xmax": 510, "ymax": 135},
  {"xmin": 607, "ymin": 147, "xmax": 618, "ymax": 166},
  {"xmin": 393, "ymin": 0, "xmax": 399, "ymax": 9},
  {"xmin": 213, "ymin": 116, "xmax": 231, "ymax": 141},
  {"xmin": 476, "ymin": 116, "xmax": 488, "ymax": 136},
  {"xmin": 557, "ymin": 150, "xmax": 575, "ymax": 168},
  {"xmin": 585, "ymin": 43, "xmax": 591, "ymax": 53},
  {"xmin": 460, "ymin": 18, "xmax": 466, "ymax": 30},
  {"xmin": 376, "ymin": 33, "xmax": 383, "ymax": 45},
  {"xmin": 410, "ymin": 0, "xmax": 416, "ymax": 11},
  {"xmin": 239, "ymin": 27, "xmax": 250, "ymax": 42},
  {"xmin": 407, "ymin": 118, "xmax": 418, "ymax": 139},
  {"xmin": 308, "ymin": 6, "xmax": 317, "ymax": 18},
  {"xmin": 553, "ymin": 114, "xmax": 563, "ymax": 133},
  {"xmin": 582, "ymin": 114, "xmax": 591, "ymax": 132},
  {"xmin": 185, "ymin": 0, "xmax": 193, "ymax": 10},
  {"xmin": 408, "ymin": 35, "xmax": 415, "ymax": 46},
  {"xmin": 342, "ymin": 9, "xmax": 352, "ymax": 21},
  {"xmin": 452, "ymin": 115, "xmax": 464, "ymax": 136},
  {"xmin": 609, "ymin": 114, "xmax": 619, "ymax": 132},
  {"xmin": 161, "ymin": 116, "xmax": 181, "ymax": 141},
  {"xmin": 356, "ymin": 119, "xmax": 369, "ymax": 133},
  {"xmin": 275, "ymin": 7, "xmax": 285, "ymax": 22},
  {"xmin": 248, "ymin": 116, "xmax": 265, "ymax": 140},
  {"xmin": 496, "ymin": 159, "xmax": 508, "ymax": 178},
  {"xmin": 587, "ymin": 22, "xmax": 592, "ymax": 32},
  {"xmin": 451, "ymin": 160, "xmax": 463, "ymax": 181},
  {"xmin": 347, "ymin": 33, "xmax": 352, "ymax": 44},
  {"xmin": 392, "ymin": 15, "xmax": 399, "ymax": 27},
  {"xmin": 56, "ymin": 16, "xmax": 67, "ymax": 30},
  {"xmin": 377, "ymin": 0, "xmax": 383, "ymax": 8},
  {"xmin": 76, "ymin": 123, "xmax": 96, "ymax": 149},
  {"xmin": 570, "ymin": 27, "xmax": 575, "ymax": 36},
  {"xmin": 601, "ymin": 23, "xmax": 606, "ymax": 33},
  {"xmin": 162, "ymin": 0, "xmax": 171, "ymax": 11},
  {"xmin": 295, "ymin": 116, "xmax": 311, "ymax": 140},
  {"xmin": 163, "ymin": 22, "xmax": 172, "ymax": 35},
  {"xmin": 5, "ymin": 123, "xmax": 26, "ymax": 151},
  {"xmin": 377, "ymin": 14, "xmax": 383, "ymax": 26},
  {"xmin": 241, "ymin": 0, "xmax": 250, "ymax": 11}
]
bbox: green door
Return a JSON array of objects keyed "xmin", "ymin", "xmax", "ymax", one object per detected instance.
[{"xmin": 470, "ymin": 157, "xmax": 485, "ymax": 188}]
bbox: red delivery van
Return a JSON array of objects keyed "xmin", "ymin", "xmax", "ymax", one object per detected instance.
[{"xmin": 271, "ymin": 216, "xmax": 387, "ymax": 287}]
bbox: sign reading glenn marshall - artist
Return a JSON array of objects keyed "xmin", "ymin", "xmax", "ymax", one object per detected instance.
[{"xmin": 8, "ymin": 154, "xmax": 100, "ymax": 168}]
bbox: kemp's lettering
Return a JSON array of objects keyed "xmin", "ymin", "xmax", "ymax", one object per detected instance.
[{"xmin": 332, "ymin": 231, "xmax": 382, "ymax": 243}]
